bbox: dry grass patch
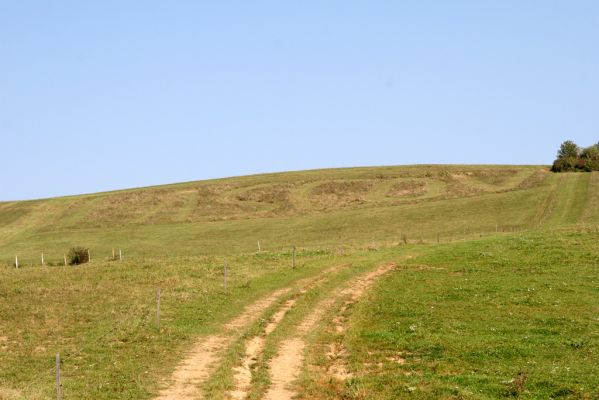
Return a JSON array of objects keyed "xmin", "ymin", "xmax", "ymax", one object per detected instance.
[
  {"xmin": 386, "ymin": 180, "xmax": 427, "ymax": 197},
  {"xmin": 442, "ymin": 174, "xmax": 484, "ymax": 198},
  {"xmin": 311, "ymin": 180, "xmax": 374, "ymax": 208},
  {"xmin": 471, "ymin": 169, "xmax": 519, "ymax": 185}
]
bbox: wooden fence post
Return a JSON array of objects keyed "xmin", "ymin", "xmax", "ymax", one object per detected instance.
[
  {"xmin": 112, "ymin": 248, "xmax": 115, "ymax": 260},
  {"xmin": 156, "ymin": 287, "xmax": 161, "ymax": 330},
  {"xmin": 292, "ymin": 246, "xmax": 296, "ymax": 269},
  {"xmin": 63, "ymin": 255, "xmax": 67, "ymax": 266},
  {"xmin": 15, "ymin": 256, "xmax": 18, "ymax": 269},
  {"xmin": 257, "ymin": 241, "xmax": 261, "ymax": 252},
  {"xmin": 87, "ymin": 249, "xmax": 91, "ymax": 262},
  {"xmin": 56, "ymin": 353, "xmax": 61, "ymax": 400},
  {"xmin": 41, "ymin": 253, "xmax": 44, "ymax": 266},
  {"xmin": 224, "ymin": 261, "xmax": 228, "ymax": 292},
  {"xmin": 119, "ymin": 249, "xmax": 122, "ymax": 261}
]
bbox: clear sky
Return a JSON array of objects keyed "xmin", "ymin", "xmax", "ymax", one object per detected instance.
[{"xmin": 1, "ymin": 1, "xmax": 598, "ymax": 200}]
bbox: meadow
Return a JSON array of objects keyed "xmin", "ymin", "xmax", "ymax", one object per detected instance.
[
  {"xmin": 0, "ymin": 165, "xmax": 597, "ymax": 399},
  {"xmin": 302, "ymin": 228, "xmax": 598, "ymax": 399}
]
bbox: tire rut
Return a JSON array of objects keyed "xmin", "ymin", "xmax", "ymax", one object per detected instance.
[
  {"xmin": 228, "ymin": 299, "xmax": 297, "ymax": 400},
  {"xmin": 324, "ymin": 263, "xmax": 397, "ymax": 382},
  {"xmin": 155, "ymin": 288, "xmax": 289, "ymax": 400},
  {"xmin": 227, "ymin": 264, "xmax": 350, "ymax": 400},
  {"xmin": 264, "ymin": 263, "xmax": 396, "ymax": 400},
  {"xmin": 155, "ymin": 264, "xmax": 349, "ymax": 400}
]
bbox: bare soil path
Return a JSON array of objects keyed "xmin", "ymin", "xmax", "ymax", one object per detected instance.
[
  {"xmin": 227, "ymin": 264, "xmax": 350, "ymax": 400},
  {"xmin": 264, "ymin": 263, "xmax": 396, "ymax": 400},
  {"xmin": 228, "ymin": 298, "xmax": 297, "ymax": 400},
  {"xmin": 155, "ymin": 288, "xmax": 290, "ymax": 400},
  {"xmin": 155, "ymin": 264, "xmax": 349, "ymax": 400}
]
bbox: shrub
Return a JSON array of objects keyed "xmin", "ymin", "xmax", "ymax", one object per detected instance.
[
  {"xmin": 575, "ymin": 158, "xmax": 588, "ymax": 170},
  {"xmin": 586, "ymin": 158, "xmax": 599, "ymax": 172},
  {"xmin": 581, "ymin": 145, "xmax": 599, "ymax": 171},
  {"xmin": 581, "ymin": 145, "xmax": 599, "ymax": 160},
  {"xmin": 551, "ymin": 157, "xmax": 576, "ymax": 172},
  {"xmin": 67, "ymin": 247, "xmax": 89, "ymax": 265},
  {"xmin": 552, "ymin": 140, "xmax": 599, "ymax": 172}
]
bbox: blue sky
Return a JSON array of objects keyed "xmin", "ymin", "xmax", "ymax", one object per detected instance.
[{"xmin": 1, "ymin": 1, "xmax": 598, "ymax": 200}]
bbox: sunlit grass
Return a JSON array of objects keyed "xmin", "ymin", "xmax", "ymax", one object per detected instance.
[{"xmin": 328, "ymin": 228, "xmax": 599, "ymax": 399}]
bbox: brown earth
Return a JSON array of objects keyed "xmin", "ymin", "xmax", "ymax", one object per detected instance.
[
  {"xmin": 154, "ymin": 288, "xmax": 289, "ymax": 400},
  {"xmin": 228, "ymin": 263, "xmax": 351, "ymax": 400},
  {"xmin": 264, "ymin": 263, "xmax": 396, "ymax": 400}
]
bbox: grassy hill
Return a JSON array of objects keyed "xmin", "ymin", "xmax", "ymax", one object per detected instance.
[
  {"xmin": 304, "ymin": 228, "xmax": 599, "ymax": 399},
  {"xmin": 1, "ymin": 165, "xmax": 594, "ymax": 264},
  {"xmin": 0, "ymin": 165, "xmax": 597, "ymax": 400}
]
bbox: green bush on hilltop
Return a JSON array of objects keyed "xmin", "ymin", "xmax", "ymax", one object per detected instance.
[{"xmin": 552, "ymin": 140, "xmax": 599, "ymax": 172}]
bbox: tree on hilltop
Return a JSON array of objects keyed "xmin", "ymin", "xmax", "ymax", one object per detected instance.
[
  {"xmin": 552, "ymin": 140, "xmax": 599, "ymax": 172},
  {"xmin": 557, "ymin": 140, "xmax": 580, "ymax": 159},
  {"xmin": 581, "ymin": 145, "xmax": 599, "ymax": 171}
]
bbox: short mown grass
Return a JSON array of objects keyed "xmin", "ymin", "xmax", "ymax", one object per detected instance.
[{"xmin": 319, "ymin": 227, "xmax": 599, "ymax": 399}]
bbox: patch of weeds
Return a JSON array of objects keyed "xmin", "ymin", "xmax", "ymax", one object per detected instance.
[
  {"xmin": 504, "ymin": 371, "xmax": 528, "ymax": 397},
  {"xmin": 567, "ymin": 338, "xmax": 587, "ymax": 349},
  {"xmin": 239, "ymin": 279, "xmax": 252, "ymax": 289},
  {"xmin": 551, "ymin": 386, "xmax": 575, "ymax": 398},
  {"xmin": 342, "ymin": 378, "xmax": 368, "ymax": 400}
]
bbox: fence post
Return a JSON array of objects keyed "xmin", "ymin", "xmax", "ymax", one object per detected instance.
[
  {"xmin": 257, "ymin": 241, "xmax": 261, "ymax": 252},
  {"xmin": 56, "ymin": 353, "xmax": 61, "ymax": 400},
  {"xmin": 224, "ymin": 261, "xmax": 228, "ymax": 293},
  {"xmin": 156, "ymin": 287, "xmax": 161, "ymax": 330},
  {"xmin": 15, "ymin": 256, "xmax": 18, "ymax": 269},
  {"xmin": 41, "ymin": 253, "xmax": 44, "ymax": 266},
  {"xmin": 119, "ymin": 249, "xmax": 122, "ymax": 261},
  {"xmin": 87, "ymin": 249, "xmax": 91, "ymax": 262},
  {"xmin": 63, "ymin": 254, "xmax": 67, "ymax": 266},
  {"xmin": 292, "ymin": 246, "xmax": 296, "ymax": 269}
]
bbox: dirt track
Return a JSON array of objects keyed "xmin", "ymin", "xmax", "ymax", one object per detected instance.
[
  {"xmin": 155, "ymin": 262, "xmax": 395, "ymax": 400},
  {"xmin": 263, "ymin": 263, "xmax": 396, "ymax": 400},
  {"xmin": 155, "ymin": 288, "xmax": 290, "ymax": 400},
  {"xmin": 155, "ymin": 264, "xmax": 350, "ymax": 400}
]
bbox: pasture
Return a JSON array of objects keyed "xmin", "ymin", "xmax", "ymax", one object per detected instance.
[{"xmin": 0, "ymin": 166, "xmax": 597, "ymax": 399}]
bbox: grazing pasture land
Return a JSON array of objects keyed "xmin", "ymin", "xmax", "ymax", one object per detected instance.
[
  {"xmin": 303, "ymin": 228, "xmax": 599, "ymax": 399},
  {"xmin": 0, "ymin": 166, "xmax": 597, "ymax": 399},
  {"xmin": 0, "ymin": 165, "xmax": 565, "ymax": 262}
]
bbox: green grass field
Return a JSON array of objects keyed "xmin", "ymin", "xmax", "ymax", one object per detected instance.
[
  {"xmin": 0, "ymin": 166, "xmax": 597, "ymax": 399},
  {"xmin": 302, "ymin": 228, "xmax": 598, "ymax": 399},
  {"xmin": 0, "ymin": 165, "xmax": 561, "ymax": 263}
]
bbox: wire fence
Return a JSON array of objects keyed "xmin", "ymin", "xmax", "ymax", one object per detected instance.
[{"xmin": 1, "ymin": 223, "xmax": 539, "ymax": 268}]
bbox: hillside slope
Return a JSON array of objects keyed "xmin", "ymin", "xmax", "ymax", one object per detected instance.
[
  {"xmin": 0, "ymin": 165, "xmax": 594, "ymax": 263},
  {"xmin": 1, "ymin": 165, "xmax": 597, "ymax": 400}
]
